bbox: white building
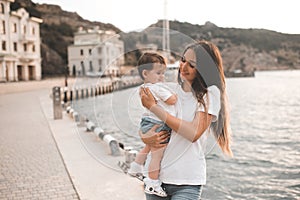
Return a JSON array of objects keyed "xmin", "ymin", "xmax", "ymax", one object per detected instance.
[
  {"xmin": 0, "ymin": 0, "xmax": 43, "ymax": 82},
  {"xmin": 68, "ymin": 26, "xmax": 124, "ymax": 77}
]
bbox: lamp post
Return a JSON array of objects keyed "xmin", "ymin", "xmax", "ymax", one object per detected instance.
[
  {"xmin": 63, "ymin": 66, "xmax": 69, "ymax": 103},
  {"xmin": 64, "ymin": 66, "xmax": 69, "ymax": 87}
]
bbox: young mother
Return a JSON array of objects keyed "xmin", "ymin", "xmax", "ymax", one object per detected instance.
[{"xmin": 140, "ymin": 40, "xmax": 233, "ymax": 199}]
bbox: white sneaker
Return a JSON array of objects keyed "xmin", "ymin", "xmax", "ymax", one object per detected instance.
[
  {"xmin": 144, "ymin": 178, "xmax": 167, "ymax": 197},
  {"xmin": 144, "ymin": 184, "xmax": 167, "ymax": 197},
  {"xmin": 127, "ymin": 162, "xmax": 143, "ymax": 177}
]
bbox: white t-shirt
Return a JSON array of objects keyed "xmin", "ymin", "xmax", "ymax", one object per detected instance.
[
  {"xmin": 158, "ymin": 84, "xmax": 221, "ymax": 185},
  {"xmin": 141, "ymin": 82, "xmax": 176, "ymax": 121}
]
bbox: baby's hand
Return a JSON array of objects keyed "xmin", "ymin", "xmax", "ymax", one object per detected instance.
[{"xmin": 140, "ymin": 87, "xmax": 157, "ymax": 109}]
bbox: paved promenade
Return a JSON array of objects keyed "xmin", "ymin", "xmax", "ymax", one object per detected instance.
[{"xmin": 0, "ymin": 78, "xmax": 144, "ymax": 200}]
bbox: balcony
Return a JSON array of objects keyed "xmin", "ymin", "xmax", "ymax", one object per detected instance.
[
  {"xmin": 19, "ymin": 35, "xmax": 37, "ymax": 43},
  {"xmin": 18, "ymin": 53, "xmax": 39, "ymax": 63}
]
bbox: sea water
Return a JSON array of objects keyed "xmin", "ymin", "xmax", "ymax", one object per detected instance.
[{"xmin": 72, "ymin": 70, "xmax": 300, "ymax": 199}]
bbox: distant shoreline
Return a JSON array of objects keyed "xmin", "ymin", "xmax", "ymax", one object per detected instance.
[{"xmin": 1, "ymin": 69, "xmax": 300, "ymax": 95}]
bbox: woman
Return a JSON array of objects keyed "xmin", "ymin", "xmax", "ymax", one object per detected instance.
[{"xmin": 140, "ymin": 40, "xmax": 233, "ymax": 199}]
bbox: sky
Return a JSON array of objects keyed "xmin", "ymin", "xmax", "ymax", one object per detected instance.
[{"xmin": 32, "ymin": 0, "xmax": 300, "ymax": 34}]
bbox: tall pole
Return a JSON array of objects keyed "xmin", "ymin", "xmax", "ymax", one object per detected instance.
[{"xmin": 163, "ymin": 0, "xmax": 170, "ymax": 62}]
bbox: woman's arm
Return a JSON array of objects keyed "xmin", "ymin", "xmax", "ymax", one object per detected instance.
[
  {"xmin": 141, "ymin": 87, "xmax": 212, "ymax": 142},
  {"xmin": 139, "ymin": 124, "xmax": 170, "ymax": 148}
]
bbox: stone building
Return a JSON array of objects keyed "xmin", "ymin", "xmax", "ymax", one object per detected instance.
[
  {"xmin": 68, "ymin": 26, "xmax": 124, "ymax": 77},
  {"xmin": 0, "ymin": 0, "xmax": 43, "ymax": 82}
]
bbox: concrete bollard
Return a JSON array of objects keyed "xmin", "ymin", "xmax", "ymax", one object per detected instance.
[
  {"xmin": 63, "ymin": 87, "xmax": 68, "ymax": 103},
  {"xmin": 101, "ymin": 86, "xmax": 105, "ymax": 94},
  {"xmin": 124, "ymin": 147, "xmax": 137, "ymax": 164},
  {"xmin": 72, "ymin": 111, "xmax": 80, "ymax": 122},
  {"xmin": 66, "ymin": 106, "xmax": 72, "ymax": 113},
  {"xmin": 86, "ymin": 88, "xmax": 89, "ymax": 98},
  {"xmin": 90, "ymin": 87, "xmax": 94, "ymax": 97},
  {"xmin": 78, "ymin": 115, "xmax": 87, "ymax": 127},
  {"xmin": 68, "ymin": 108, "xmax": 74, "ymax": 117},
  {"xmin": 94, "ymin": 127, "xmax": 105, "ymax": 139},
  {"xmin": 103, "ymin": 134, "xmax": 120, "ymax": 156},
  {"xmin": 81, "ymin": 88, "xmax": 84, "ymax": 99},
  {"xmin": 86, "ymin": 121, "xmax": 95, "ymax": 131},
  {"xmin": 52, "ymin": 86, "xmax": 62, "ymax": 120},
  {"xmin": 75, "ymin": 89, "xmax": 79, "ymax": 100},
  {"xmin": 95, "ymin": 87, "xmax": 98, "ymax": 96},
  {"xmin": 70, "ymin": 90, "xmax": 73, "ymax": 102}
]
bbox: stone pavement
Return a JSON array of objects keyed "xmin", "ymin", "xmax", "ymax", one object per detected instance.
[
  {"xmin": 0, "ymin": 90, "xmax": 79, "ymax": 200},
  {"xmin": 0, "ymin": 82, "xmax": 145, "ymax": 200}
]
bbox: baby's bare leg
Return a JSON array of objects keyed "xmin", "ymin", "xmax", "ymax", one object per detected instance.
[
  {"xmin": 135, "ymin": 144, "xmax": 151, "ymax": 165},
  {"xmin": 148, "ymin": 146, "xmax": 165, "ymax": 180}
]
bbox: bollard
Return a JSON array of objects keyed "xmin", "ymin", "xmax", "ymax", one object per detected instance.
[
  {"xmin": 70, "ymin": 90, "xmax": 73, "ymax": 102},
  {"xmin": 103, "ymin": 134, "xmax": 120, "ymax": 156},
  {"xmin": 86, "ymin": 88, "xmax": 89, "ymax": 98},
  {"xmin": 63, "ymin": 87, "xmax": 68, "ymax": 103},
  {"xmin": 86, "ymin": 121, "xmax": 95, "ymax": 131},
  {"xmin": 90, "ymin": 87, "xmax": 94, "ymax": 97},
  {"xmin": 102, "ymin": 86, "xmax": 105, "ymax": 94},
  {"xmin": 61, "ymin": 101, "xmax": 65, "ymax": 109},
  {"xmin": 81, "ymin": 88, "xmax": 84, "ymax": 99},
  {"xmin": 68, "ymin": 108, "xmax": 74, "ymax": 117},
  {"xmin": 124, "ymin": 146, "xmax": 137, "ymax": 164},
  {"xmin": 66, "ymin": 106, "xmax": 72, "ymax": 113},
  {"xmin": 94, "ymin": 127, "xmax": 105, "ymax": 139},
  {"xmin": 72, "ymin": 111, "xmax": 80, "ymax": 122},
  {"xmin": 99, "ymin": 86, "xmax": 103, "ymax": 95},
  {"xmin": 95, "ymin": 87, "xmax": 98, "ymax": 96},
  {"xmin": 52, "ymin": 86, "xmax": 62, "ymax": 120},
  {"xmin": 126, "ymin": 150, "xmax": 138, "ymax": 163},
  {"xmin": 78, "ymin": 115, "xmax": 87, "ymax": 127},
  {"xmin": 76, "ymin": 89, "xmax": 79, "ymax": 100}
]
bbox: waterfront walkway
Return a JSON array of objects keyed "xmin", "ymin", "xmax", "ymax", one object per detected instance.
[{"xmin": 0, "ymin": 78, "xmax": 144, "ymax": 200}]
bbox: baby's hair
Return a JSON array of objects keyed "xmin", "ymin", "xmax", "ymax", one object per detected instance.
[{"xmin": 137, "ymin": 52, "xmax": 166, "ymax": 80}]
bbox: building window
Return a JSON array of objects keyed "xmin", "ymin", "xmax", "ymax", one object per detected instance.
[
  {"xmin": 80, "ymin": 49, "xmax": 84, "ymax": 55},
  {"xmin": 89, "ymin": 49, "xmax": 92, "ymax": 55},
  {"xmin": 1, "ymin": 21, "xmax": 5, "ymax": 34},
  {"xmin": 80, "ymin": 61, "xmax": 85, "ymax": 75},
  {"xmin": 32, "ymin": 27, "xmax": 35, "ymax": 35},
  {"xmin": 89, "ymin": 61, "xmax": 93, "ymax": 72},
  {"xmin": 0, "ymin": 3, "xmax": 4, "ymax": 14},
  {"xmin": 12, "ymin": 23, "xmax": 17, "ymax": 33},
  {"xmin": 23, "ymin": 25, "xmax": 26, "ymax": 34},
  {"xmin": 13, "ymin": 42, "xmax": 17, "ymax": 51},
  {"xmin": 2, "ymin": 41, "xmax": 6, "ymax": 51},
  {"xmin": 32, "ymin": 45, "xmax": 35, "ymax": 52},
  {"xmin": 23, "ymin": 44, "xmax": 27, "ymax": 52},
  {"xmin": 98, "ymin": 47, "xmax": 102, "ymax": 54}
]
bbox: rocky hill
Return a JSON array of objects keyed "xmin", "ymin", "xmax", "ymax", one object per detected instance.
[
  {"xmin": 12, "ymin": 0, "xmax": 300, "ymax": 77},
  {"xmin": 123, "ymin": 20, "xmax": 300, "ymax": 72}
]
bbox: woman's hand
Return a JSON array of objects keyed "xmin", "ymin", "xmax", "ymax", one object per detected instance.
[
  {"xmin": 140, "ymin": 87, "xmax": 157, "ymax": 110},
  {"xmin": 139, "ymin": 124, "xmax": 170, "ymax": 148}
]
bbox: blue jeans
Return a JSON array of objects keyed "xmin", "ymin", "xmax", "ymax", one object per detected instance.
[
  {"xmin": 145, "ymin": 183, "xmax": 202, "ymax": 200},
  {"xmin": 140, "ymin": 117, "xmax": 171, "ymax": 144},
  {"xmin": 140, "ymin": 117, "xmax": 171, "ymax": 134}
]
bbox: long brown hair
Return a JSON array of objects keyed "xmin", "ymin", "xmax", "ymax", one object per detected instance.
[{"xmin": 178, "ymin": 40, "xmax": 233, "ymax": 156}]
